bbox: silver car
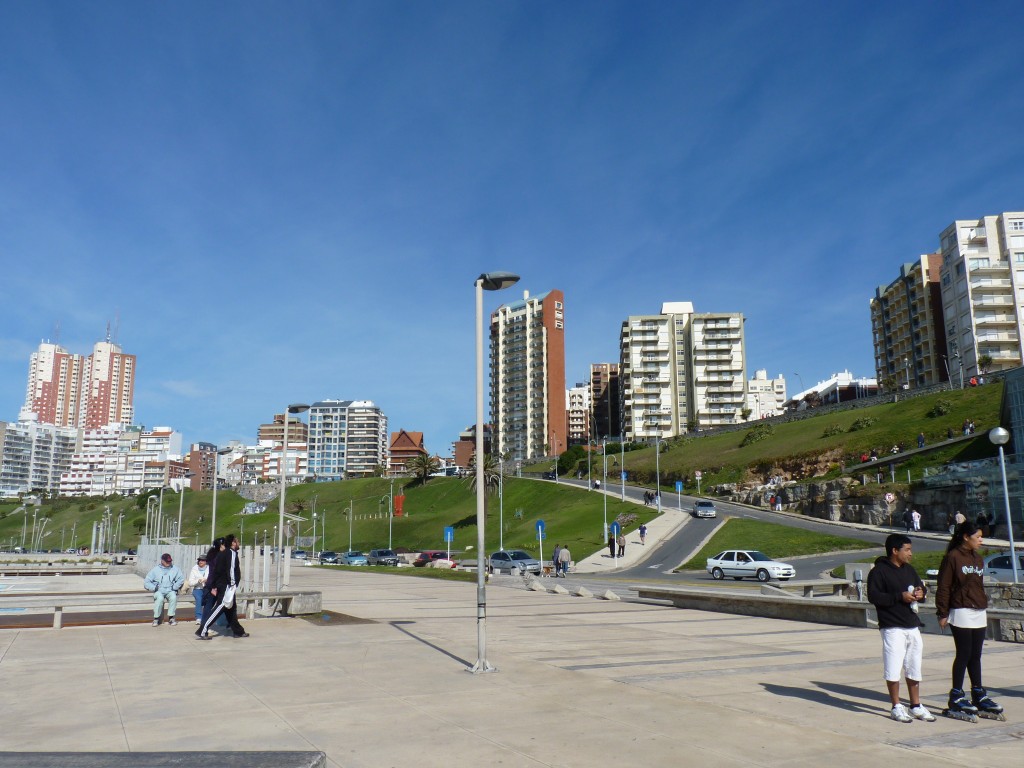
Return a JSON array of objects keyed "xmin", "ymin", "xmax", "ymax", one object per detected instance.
[
  {"xmin": 367, "ymin": 548, "xmax": 400, "ymax": 566},
  {"xmin": 706, "ymin": 550, "xmax": 795, "ymax": 582},
  {"xmin": 489, "ymin": 549, "xmax": 542, "ymax": 575},
  {"xmin": 692, "ymin": 500, "xmax": 717, "ymax": 518},
  {"xmin": 339, "ymin": 551, "xmax": 369, "ymax": 566},
  {"xmin": 983, "ymin": 552, "xmax": 1024, "ymax": 582}
]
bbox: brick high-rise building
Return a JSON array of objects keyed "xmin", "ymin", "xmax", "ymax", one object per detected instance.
[
  {"xmin": 20, "ymin": 337, "xmax": 136, "ymax": 429},
  {"xmin": 489, "ymin": 289, "xmax": 566, "ymax": 462},
  {"xmin": 589, "ymin": 363, "xmax": 620, "ymax": 440}
]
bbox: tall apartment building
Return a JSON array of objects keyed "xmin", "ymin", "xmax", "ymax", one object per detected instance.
[
  {"xmin": 938, "ymin": 212, "xmax": 1024, "ymax": 379},
  {"xmin": 0, "ymin": 420, "xmax": 80, "ymax": 498},
  {"xmin": 257, "ymin": 413, "xmax": 309, "ymax": 447},
  {"xmin": 20, "ymin": 337, "xmax": 136, "ymax": 428},
  {"xmin": 59, "ymin": 424, "xmax": 184, "ymax": 497},
  {"xmin": 589, "ymin": 363, "xmax": 620, "ymax": 440},
  {"xmin": 566, "ymin": 383, "xmax": 591, "ymax": 446},
  {"xmin": 870, "ymin": 252, "xmax": 948, "ymax": 390},
  {"xmin": 187, "ymin": 442, "xmax": 217, "ymax": 491},
  {"xmin": 619, "ymin": 302, "xmax": 746, "ymax": 441},
  {"xmin": 490, "ymin": 289, "xmax": 566, "ymax": 462},
  {"xmin": 306, "ymin": 400, "xmax": 389, "ymax": 481}
]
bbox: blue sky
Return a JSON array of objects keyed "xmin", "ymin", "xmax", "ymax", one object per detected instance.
[{"xmin": 1, "ymin": 1, "xmax": 1021, "ymax": 454}]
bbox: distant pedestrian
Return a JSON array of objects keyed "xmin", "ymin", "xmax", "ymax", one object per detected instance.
[
  {"xmin": 144, "ymin": 553, "xmax": 184, "ymax": 626},
  {"xmin": 911, "ymin": 509, "xmax": 921, "ymax": 532},
  {"xmin": 962, "ymin": 420, "xmax": 970, "ymax": 436},
  {"xmin": 976, "ymin": 512, "xmax": 990, "ymax": 538},
  {"xmin": 917, "ymin": 433, "xmax": 925, "ymax": 449},
  {"xmin": 902, "ymin": 509, "xmax": 913, "ymax": 533},
  {"xmin": 638, "ymin": 524, "xmax": 647, "ymax": 546},
  {"xmin": 607, "ymin": 535, "xmax": 615, "ymax": 558},
  {"xmin": 947, "ymin": 427, "xmax": 955, "ymax": 440},
  {"xmin": 617, "ymin": 533, "xmax": 626, "ymax": 558},
  {"xmin": 968, "ymin": 420, "xmax": 975, "ymax": 434},
  {"xmin": 774, "ymin": 496, "xmax": 782, "ymax": 512},
  {"xmin": 552, "ymin": 544, "xmax": 561, "ymax": 576},
  {"xmin": 954, "ymin": 510, "xmax": 966, "ymax": 527},
  {"xmin": 186, "ymin": 555, "xmax": 209, "ymax": 624},
  {"xmin": 558, "ymin": 545, "xmax": 571, "ymax": 577},
  {"xmin": 197, "ymin": 534, "xmax": 248, "ymax": 640}
]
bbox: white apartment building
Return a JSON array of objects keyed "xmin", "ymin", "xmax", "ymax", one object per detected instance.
[
  {"xmin": 0, "ymin": 420, "xmax": 80, "ymax": 498},
  {"xmin": 746, "ymin": 370, "xmax": 787, "ymax": 420},
  {"xmin": 307, "ymin": 400, "xmax": 389, "ymax": 481},
  {"xmin": 939, "ymin": 212, "xmax": 1024, "ymax": 378},
  {"xmin": 566, "ymin": 383, "xmax": 591, "ymax": 446},
  {"xmin": 620, "ymin": 302, "xmax": 746, "ymax": 441},
  {"xmin": 59, "ymin": 424, "xmax": 184, "ymax": 496}
]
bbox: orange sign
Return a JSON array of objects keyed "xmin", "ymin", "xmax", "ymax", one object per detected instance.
[{"xmin": 394, "ymin": 494, "xmax": 405, "ymax": 516}]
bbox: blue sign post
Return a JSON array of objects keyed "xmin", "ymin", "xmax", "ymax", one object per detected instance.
[
  {"xmin": 675, "ymin": 480, "xmax": 683, "ymax": 512},
  {"xmin": 535, "ymin": 519, "xmax": 545, "ymax": 566},
  {"xmin": 444, "ymin": 526, "xmax": 454, "ymax": 559}
]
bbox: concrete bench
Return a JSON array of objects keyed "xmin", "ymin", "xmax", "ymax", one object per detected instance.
[
  {"xmin": 0, "ymin": 589, "xmax": 322, "ymax": 629},
  {"xmin": 0, "ymin": 751, "xmax": 325, "ymax": 767},
  {"xmin": 633, "ymin": 584, "xmax": 871, "ymax": 628},
  {"xmin": 761, "ymin": 579, "xmax": 851, "ymax": 598},
  {"xmin": 0, "ymin": 564, "xmax": 109, "ymax": 577}
]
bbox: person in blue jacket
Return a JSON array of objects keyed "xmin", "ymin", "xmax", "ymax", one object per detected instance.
[{"xmin": 144, "ymin": 553, "xmax": 185, "ymax": 626}]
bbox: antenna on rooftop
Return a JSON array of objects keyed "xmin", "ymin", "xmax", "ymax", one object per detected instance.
[
  {"xmin": 112, "ymin": 312, "xmax": 120, "ymax": 345},
  {"xmin": 105, "ymin": 321, "xmax": 111, "ymax": 343},
  {"xmin": 53, "ymin": 320, "xmax": 61, "ymax": 346}
]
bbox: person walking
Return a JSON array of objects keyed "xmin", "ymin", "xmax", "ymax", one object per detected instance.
[
  {"xmin": 638, "ymin": 524, "xmax": 647, "ymax": 546},
  {"xmin": 917, "ymin": 432, "xmax": 926, "ymax": 449},
  {"xmin": 186, "ymin": 554, "xmax": 210, "ymax": 624},
  {"xmin": 551, "ymin": 544, "xmax": 561, "ymax": 577},
  {"xmin": 197, "ymin": 534, "xmax": 248, "ymax": 640},
  {"xmin": 902, "ymin": 509, "xmax": 913, "ymax": 533},
  {"xmin": 144, "ymin": 553, "xmax": 184, "ymax": 626},
  {"xmin": 866, "ymin": 533, "xmax": 935, "ymax": 723},
  {"xmin": 557, "ymin": 544, "xmax": 571, "ymax": 577},
  {"xmin": 616, "ymin": 533, "xmax": 626, "ymax": 558},
  {"xmin": 911, "ymin": 509, "xmax": 921, "ymax": 532},
  {"xmin": 607, "ymin": 535, "xmax": 615, "ymax": 559},
  {"xmin": 935, "ymin": 521, "xmax": 1004, "ymax": 721}
]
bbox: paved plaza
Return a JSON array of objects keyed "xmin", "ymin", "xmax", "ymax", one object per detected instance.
[{"xmin": 1, "ymin": 566, "xmax": 1022, "ymax": 767}]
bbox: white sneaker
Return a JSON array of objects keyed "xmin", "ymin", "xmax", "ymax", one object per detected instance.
[
  {"xmin": 891, "ymin": 704, "xmax": 913, "ymax": 723},
  {"xmin": 909, "ymin": 704, "xmax": 935, "ymax": 721}
]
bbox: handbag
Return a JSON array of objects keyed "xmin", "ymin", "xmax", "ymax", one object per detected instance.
[{"xmin": 222, "ymin": 584, "xmax": 236, "ymax": 609}]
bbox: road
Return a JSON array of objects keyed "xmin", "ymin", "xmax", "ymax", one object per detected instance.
[{"xmin": 528, "ymin": 476, "xmax": 947, "ymax": 597}]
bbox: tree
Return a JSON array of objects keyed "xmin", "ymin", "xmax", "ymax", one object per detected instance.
[
  {"xmin": 467, "ymin": 452, "xmax": 501, "ymax": 493},
  {"xmin": 406, "ymin": 453, "xmax": 441, "ymax": 483},
  {"xmin": 978, "ymin": 354, "xmax": 993, "ymax": 374},
  {"xmin": 741, "ymin": 407, "xmax": 753, "ymax": 422}
]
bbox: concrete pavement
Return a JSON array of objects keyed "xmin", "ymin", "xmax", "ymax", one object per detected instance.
[{"xmin": 1, "ymin": 566, "xmax": 1021, "ymax": 767}]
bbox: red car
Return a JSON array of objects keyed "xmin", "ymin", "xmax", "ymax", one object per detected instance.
[{"xmin": 413, "ymin": 550, "xmax": 457, "ymax": 568}]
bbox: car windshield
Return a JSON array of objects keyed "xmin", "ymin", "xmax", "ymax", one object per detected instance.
[
  {"xmin": 347, "ymin": 552, "xmax": 365, "ymax": 557},
  {"xmin": 378, "ymin": 550, "xmax": 395, "ymax": 557},
  {"xmin": 697, "ymin": 502, "xmax": 714, "ymax": 507},
  {"xmin": 509, "ymin": 551, "xmax": 533, "ymax": 561},
  {"xmin": 748, "ymin": 551, "xmax": 772, "ymax": 561}
]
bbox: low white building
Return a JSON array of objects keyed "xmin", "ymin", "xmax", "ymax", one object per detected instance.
[{"xmin": 745, "ymin": 370, "xmax": 787, "ymax": 419}]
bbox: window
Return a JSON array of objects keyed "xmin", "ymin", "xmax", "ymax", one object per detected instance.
[
  {"xmin": 1010, "ymin": 220, "xmax": 1024, "ymax": 232},
  {"xmin": 554, "ymin": 301, "xmax": 563, "ymax": 309}
]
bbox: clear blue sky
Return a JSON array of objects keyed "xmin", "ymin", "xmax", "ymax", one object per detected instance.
[{"xmin": 1, "ymin": 1, "xmax": 1021, "ymax": 454}]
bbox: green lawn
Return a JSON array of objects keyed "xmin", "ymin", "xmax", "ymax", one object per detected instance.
[
  {"xmin": 316, "ymin": 564, "xmax": 478, "ymax": 582},
  {"xmin": 677, "ymin": 517, "xmax": 875, "ymax": 571}
]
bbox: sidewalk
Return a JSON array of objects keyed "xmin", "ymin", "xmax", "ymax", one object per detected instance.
[
  {"xmin": 1, "ymin": 567, "xmax": 1020, "ymax": 767},
  {"xmin": 573, "ymin": 491, "xmax": 690, "ymax": 573}
]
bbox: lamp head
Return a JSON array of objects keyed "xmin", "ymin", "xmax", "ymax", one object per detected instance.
[
  {"xmin": 477, "ymin": 272, "xmax": 520, "ymax": 291},
  {"xmin": 989, "ymin": 426, "xmax": 1010, "ymax": 446}
]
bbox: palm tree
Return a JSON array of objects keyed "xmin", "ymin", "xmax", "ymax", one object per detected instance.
[
  {"xmin": 406, "ymin": 453, "xmax": 441, "ymax": 484},
  {"xmin": 467, "ymin": 452, "xmax": 501, "ymax": 493}
]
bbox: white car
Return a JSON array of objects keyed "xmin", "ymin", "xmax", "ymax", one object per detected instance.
[
  {"xmin": 983, "ymin": 552, "xmax": 1024, "ymax": 582},
  {"xmin": 692, "ymin": 500, "xmax": 717, "ymax": 518},
  {"xmin": 706, "ymin": 550, "xmax": 795, "ymax": 582}
]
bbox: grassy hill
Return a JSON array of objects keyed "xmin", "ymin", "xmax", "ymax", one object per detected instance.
[
  {"xmin": 0, "ymin": 476, "xmax": 653, "ymax": 560},
  {"xmin": 530, "ymin": 383, "xmax": 1002, "ymax": 493}
]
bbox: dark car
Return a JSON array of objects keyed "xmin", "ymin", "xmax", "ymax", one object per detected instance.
[
  {"xmin": 542, "ymin": 471, "xmax": 557, "ymax": 480},
  {"xmin": 368, "ymin": 548, "xmax": 400, "ymax": 566},
  {"xmin": 319, "ymin": 551, "xmax": 340, "ymax": 564},
  {"xmin": 413, "ymin": 550, "xmax": 456, "ymax": 568}
]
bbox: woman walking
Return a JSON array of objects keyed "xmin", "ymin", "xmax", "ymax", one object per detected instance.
[{"xmin": 935, "ymin": 521, "xmax": 1005, "ymax": 722}]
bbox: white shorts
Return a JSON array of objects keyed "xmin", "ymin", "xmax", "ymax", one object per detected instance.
[{"xmin": 881, "ymin": 627, "xmax": 923, "ymax": 682}]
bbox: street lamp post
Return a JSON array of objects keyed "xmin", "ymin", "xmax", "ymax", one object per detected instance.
[
  {"xmin": 472, "ymin": 270, "xmax": 520, "ymax": 674},
  {"xmin": 497, "ymin": 473, "xmax": 504, "ymax": 551},
  {"xmin": 988, "ymin": 427, "xmax": 1020, "ymax": 583},
  {"xmin": 277, "ymin": 403, "xmax": 310, "ymax": 589},
  {"xmin": 602, "ymin": 438, "xmax": 608, "ymax": 542},
  {"xmin": 655, "ymin": 431, "xmax": 662, "ymax": 513},
  {"xmin": 211, "ymin": 446, "xmax": 232, "ymax": 544},
  {"xmin": 346, "ymin": 500, "xmax": 353, "ymax": 551},
  {"xmin": 388, "ymin": 478, "xmax": 394, "ymax": 549},
  {"xmin": 620, "ymin": 439, "xmax": 625, "ymax": 501},
  {"xmin": 176, "ymin": 474, "xmax": 193, "ymax": 543}
]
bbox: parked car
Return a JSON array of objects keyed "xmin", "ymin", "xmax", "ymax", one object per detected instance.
[
  {"xmin": 542, "ymin": 471, "xmax": 557, "ymax": 480},
  {"xmin": 292, "ymin": 550, "xmax": 308, "ymax": 560},
  {"xmin": 339, "ymin": 551, "xmax": 369, "ymax": 566},
  {"xmin": 489, "ymin": 549, "xmax": 542, "ymax": 575},
  {"xmin": 983, "ymin": 551, "xmax": 1024, "ymax": 582},
  {"xmin": 318, "ymin": 551, "xmax": 340, "ymax": 564},
  {"xmin": 413, "ymin": 550, "xmax": 456, "ymax": 568},
  {"xmin": 367, "ymin": 548, "xmax": 400, "ymax": 566},
  {"xmin": 692, "ymin": 500, "xmax": 717, "ymax": 518},
  {"xmin": 706, "ymin": 550, "xmax": 795, "ymax": 582}
]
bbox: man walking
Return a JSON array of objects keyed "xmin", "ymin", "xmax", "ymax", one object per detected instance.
[
  {"xmin": 144, "ymin": 553, "xmax": 184, "ymax": 626},
  {"xmin": 557, "ymin": 544, "xmax": 571, "ymax": 577},
  {"xmin": 197, "ymin": 534, "xmax": 249, "ymax": 639},
  {"xmin": 867, "ymin": 533, "xmax": 935, "ymax": 723}
]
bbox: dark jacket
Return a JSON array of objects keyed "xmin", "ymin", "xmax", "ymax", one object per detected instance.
[
  {"xmin": 935, "ymin": 545, "xmax": 987, "ymax": 619},
  {"xmin": 210, "ymin": 546, "xmax": 241, "ymax": 593},
  {"xmin": 867, "ymin": 556, "xmax": 925, "ymax": 629}
]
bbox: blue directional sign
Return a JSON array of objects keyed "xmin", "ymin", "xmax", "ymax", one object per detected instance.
[
  {"xmin": 675, "ymin": 480, "xmax": 683, "ymax": 492},
  {"xmin": 535, "ymin": 519, "xmax": 546, "ymax": 540},
  {"xmin": 609, "ymin": 521, "xmax": 621, "ymax": 536},
  {"xmin": 621, "ymin": 471, "xmax": 627, "ymax": 481},
  {"xmin": 443, "ymin": 526, "xmax": 454, "ymax": 543}
]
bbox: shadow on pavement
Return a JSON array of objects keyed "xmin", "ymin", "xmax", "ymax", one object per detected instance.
[
  {"xmin": 389, "ymin": 620, "xmax": 470, "ymax": 667},
  {"xmin": 761, "ymin": 682, "xmax": 885, "ymax": 717}
]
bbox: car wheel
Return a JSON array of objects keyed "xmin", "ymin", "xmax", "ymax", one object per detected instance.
[
  {"xmin": 711, "ymin": 567, "xmax": 724, "ymax": 580},
  {"xmin": 756, "ymin": 569, "xmax": 771, "ymax": 582}
]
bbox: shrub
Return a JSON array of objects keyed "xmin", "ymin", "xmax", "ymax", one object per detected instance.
[
  {"xmin": 740, "ymin": 423, "xmax": 775, "ymax": 447},
  {"xmin": 848, "ymin": 417, "xmax": 877, "ymax": 432},
  {"xmin": 927, "ymin": 399, "xmax": 953, "ymax": 417},
  {"xmin": 821, "ymin": 423, "xmax": 844, "ymax": 437}
]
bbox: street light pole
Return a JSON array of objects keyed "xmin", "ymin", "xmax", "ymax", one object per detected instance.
[
  {"xmin": 388, "ymin": 478, "xmax": 394, "ymax": 550},
  {"xmin": 989, "ymin": 427, "xmax": 1019, "ymax": 583},
  {"xmin": 602, "ymin": 437, "xmax": 608, "ymax": 542},
  {"xmin": 471, "ymin": 270, "xmax": 519, "ymax": 674},
  {"xmin": 620, "ymin": 439, "xmax": 625, "ymax": 501},
  {"xmin": 655, "ymin": 431, "xmax": 662, "ymax": 513},
  {"xmin": 277, "ymin": 403, "xmax": 310, "ymax": 589},
  {"xmin": 347, "ymin": 500, "xmax": 353, "ymax": 551}
]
